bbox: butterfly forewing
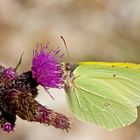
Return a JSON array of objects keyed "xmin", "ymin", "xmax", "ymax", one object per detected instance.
[{"xmin": 73, "ymin": 63, "xmax": 140, "ymax": 107}]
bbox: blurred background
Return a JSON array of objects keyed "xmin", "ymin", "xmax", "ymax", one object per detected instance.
[{"xmin": 0, "ymin": 0, "xmax": 140, "ymax": 140}]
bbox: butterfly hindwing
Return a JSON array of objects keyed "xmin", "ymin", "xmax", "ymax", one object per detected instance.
[{"xmin": 66, "ymin": 85, "xmax": 137, "ymax": 130}]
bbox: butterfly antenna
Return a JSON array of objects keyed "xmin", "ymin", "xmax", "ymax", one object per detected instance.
[
  {"xmin": 60, "ymin": 36, "xmax": 70, "ymax": 63},
  {"xmin": 15, "ymin": 52, "xmax": 24, "ymax": 71}
]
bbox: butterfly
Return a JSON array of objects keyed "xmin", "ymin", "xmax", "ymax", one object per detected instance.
[
  {"xmin": 32, "ymin": 44, "xmax": 140, "ymax": 131},
  {"xmin": 64, "ymin": 62, "xmax": 140, "ymax": 130}
]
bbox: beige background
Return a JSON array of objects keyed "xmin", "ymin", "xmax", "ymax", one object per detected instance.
[{"xmin": 0, "ymin": 0, "xmax": 140, "ymax": 140}]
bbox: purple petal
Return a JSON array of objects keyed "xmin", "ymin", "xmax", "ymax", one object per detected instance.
[
  {"xmin": 32, "ymin": 44, "xmax": 64, "ymax": 89},
  {"xmin": 5, "ymin": 68, "xmax": 17, "ymax": 80},
  {"xmin": 2, "ymin": 122, "xmax": 14, "ymax": 133}
]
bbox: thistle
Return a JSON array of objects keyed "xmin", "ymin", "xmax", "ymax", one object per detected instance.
[
  {"xmin": 0, "ymin": 45, "xmax": 70, "ymax": 133},
  {"xmin": 32, "ymin": 45, "xmax": 64, "ymax": 89}
]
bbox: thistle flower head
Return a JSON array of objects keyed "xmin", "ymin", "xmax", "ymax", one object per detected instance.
[
  {"xmin": 37, "ymin": 106, "xmax": 70, "ymax": 130},
  {"xmin": 2, "ymin": 122, "xmax": 14, "ymax": 133},
  {"xmin": 0, "ymin": 45, "xmax": 71, "ymax": 133},
  {"xmin": 14, "ymin": 90, "xmax": 70, "ymax": 131},
  {"xmin": 32, "ymin": 45, "xmax": 64, "ymax": 89},
  {"xmin": 0, "ymin": 66, "xmax": 17, "ymax": 85},
  {"xmin": 5, "ymin": 68, "xmax": 17, "ymax": 80}
]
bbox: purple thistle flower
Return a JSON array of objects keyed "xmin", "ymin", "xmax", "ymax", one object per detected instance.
[
  {"xmin": 0, "ymin": 66, "xmax": 17, "ymax": 85},
  {"xmin": 0, "ymin": 46, "xmax": 71, "ymax": 133},
  {"xmin": 2, "ymin": 122, "xmax": 14, "ymax": 133},
  {"xmin": 32, "ymin": 45, "xmax": 64, "ymax": 89},
  {"xmin": 5, "ymin": 68, "xmax": 17, "ymax": 80}
]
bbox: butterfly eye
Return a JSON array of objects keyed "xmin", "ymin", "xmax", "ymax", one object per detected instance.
[{"xmin": 65, "ymin": 63, "xmax": 71, "ymax": 71}]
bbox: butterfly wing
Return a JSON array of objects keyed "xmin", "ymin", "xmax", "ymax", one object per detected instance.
[
  {"xmin": 65, "ymin": 62, "xmax": 140, "ymax": 130},
  {"xmin": 75, "ymin": 62, "xmax": 140, "ymax": 107}
]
